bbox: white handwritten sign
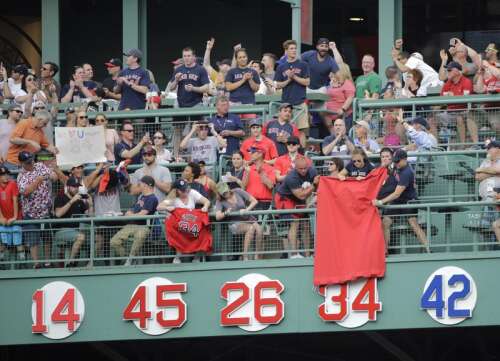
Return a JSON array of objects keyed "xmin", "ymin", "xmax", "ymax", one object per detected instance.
[{"xmin": 55, "ymin": 126, "xmax": 107, "ymax": 167}]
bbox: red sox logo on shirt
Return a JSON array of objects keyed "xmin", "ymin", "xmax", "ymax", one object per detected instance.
[
  {"xmin": 179, "ymin": 73, "xmax": 200, "ymax": 81},
  {"xmin": 281, "ymin": 67, "xmax": 302, "ymax": 78}
]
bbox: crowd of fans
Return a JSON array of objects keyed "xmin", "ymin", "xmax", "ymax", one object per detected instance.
[{"xmin": 0, "ymin": 35, "xmax": 499, "ymax": 268}]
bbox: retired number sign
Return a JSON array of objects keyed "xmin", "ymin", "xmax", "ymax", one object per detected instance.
[{"xmin": 29, "ymin": 266, "xmax": 478, "ymax": 339}]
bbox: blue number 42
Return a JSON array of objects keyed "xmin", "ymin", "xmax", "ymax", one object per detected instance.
[{"xmin": 420, "ymin": 274, "xmax": 471, "ymax": 318}]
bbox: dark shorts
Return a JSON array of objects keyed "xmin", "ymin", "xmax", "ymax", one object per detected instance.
[{"xmin": 382, "ymin": 201, "xmax": 418, "ymax": 217}]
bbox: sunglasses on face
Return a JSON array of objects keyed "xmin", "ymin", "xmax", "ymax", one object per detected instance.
[
  {"xmin": 153, "ymin": 136, "xmax": 164, "ymax": 139},
  {"xmin": 95, "ymin": 118, "xmax": 106, "ymax": 122},
  {"xmin": 199, "ymin": 126, "xmax": 209, "ymax": 130},
  {"xmin": 78, "ymin": 116, "xmax": 88, "ymax": 119},
  {"xmin": 26, "ymin": 78, "xmax": 35, "ymax": 82},
  {"xmin": 12, "ymin": 109, "xmax": 23, "ymax": 114},
  {"xmin": 353, "ymin": 159, "xmax": 363, "ymax": 163},
  {"xmin": 34, "ymin": 107, "xmax": 45, "ymax": 110},
  {"xmin": 325, "ymin": 161, "xmax": 334, "ymax": 166},
  {"xmin": 122, "ymin": 129, "xmax": 134, "ymax": 132}
]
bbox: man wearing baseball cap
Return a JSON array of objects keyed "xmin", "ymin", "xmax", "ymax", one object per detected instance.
[
  {"xmin": 53, "ymin": 176, "xmax": 91, "ymax": 267},
  {"xmin": 242, "ymin": 144, "xmax": 276, "ymax": 210},
  {"xmin": 263, "ymin": 103, "xmax": 301, "ymax": 156},
  {"xmin": 0, "ymin": 165, "xmax": 23, "ymax": 262},
  {"xmin": 110, "ymin": 175, "xmax": 158, "ymax": 266},
  {"xmin": 353, "ymin": 120, "xmax": 380, "ymax": 154},
  {"xmin": 240, "ymin": 118, "xmax": 278, "ymax": 162},
  {"xmin": 397, "ymin": 115, "xmax": 437, "ymax": 152},
  {"xmin": 114, "ymin": 48, "xmax": 151, "ymax": 110},
  {"xmin": 373, "ymin": 149, "xmax": 430, "ymax": 253},
  {"xmin": 440, "ymin": 60, "xmax": 478, "ymax": 145},
  {"xmin": 301, "ymin": 38, "xmax": 340, "ymax": 90},
  {"xmin": 17, "ymin": 151, "xmax": 63, "ymax": 268},
  {"xmin": 102, "ymin": 58, "xmax": 122, "ymax": 101},
  {"xmin": 0, "ymin": 104, "xmax": 23, "ymax": 163}
]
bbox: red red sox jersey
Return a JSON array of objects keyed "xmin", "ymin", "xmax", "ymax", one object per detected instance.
[{"xmin": 165, "ymin": 208, "xmax": 213, "ymax": 254}]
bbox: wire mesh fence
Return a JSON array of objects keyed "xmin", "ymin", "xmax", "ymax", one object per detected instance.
[{"xmin": 0, "ymin": 203, "xmax": 498, "ymax": 271}]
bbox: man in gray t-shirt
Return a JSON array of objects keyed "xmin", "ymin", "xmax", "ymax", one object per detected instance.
[
  {"xmin": 130, "ymin": 145, "xmax": 172, "ymax": 202},
  {"xmin": 180, "ymin": 121, "xmax": 227, "ymax": 164}
]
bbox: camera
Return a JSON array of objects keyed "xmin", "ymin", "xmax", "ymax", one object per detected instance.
[{"xmin": 78, "ymin": 186, "xmax": 89, "ymax": 199}]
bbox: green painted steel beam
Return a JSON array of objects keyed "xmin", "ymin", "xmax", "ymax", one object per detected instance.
[
  {"xmin": 41, "ymin": 0, "xmax": 60, "ymax": 82},
  {"xmin": 378, "ymin": 0, "xmax": 402, "ymax": 83},
  {"xmin": 281, "ymin": 0, "xmax": 301, "ymax": 53},
  {"xmin": 122, "ymin": 0, "xmax": 147, "ymax": 68}
]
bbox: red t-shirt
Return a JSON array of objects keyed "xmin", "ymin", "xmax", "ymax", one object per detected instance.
[
  {"xmin": 0, "ymin": 180, "xmax": 20, "ymax": 219},
  {"xmin": 245, "ymin": 163, "xmax": 276, "ymax": 201},
  {"xmin": 484, "ymin": 76, "xmax": 500, "ymax": 108},
  {"xmin": 440, "ymin": 75, "xmax": 473, "ymax": 110},
  {"xmin": 240, "ymin": 136, "xmax": 279, "ymax": 161}
]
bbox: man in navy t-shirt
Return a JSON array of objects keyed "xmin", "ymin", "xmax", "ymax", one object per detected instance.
[
  {"xmin": 263, "ymin": 103, "xmax": 300, "ymax": 155},
  {"xmin": 208, "ymin": 96, "xmax": 245, "ymax": 154},
  {"xmin": 275, "ymin": 156, "xmax": 319, "ymax": 258},
  {"xmin": 225, "ymin": 48, "xmax": 260, "ymax": 104},
  {"xmin": 114, "ymin": 48, "xmax": 151, "ymax": 110},
  {"xmin": 301, "ymin": 38, "xmax": 340, "ymax": 90},
  {"xmin": 110, "ymin": 175, "xmax": 158, "ymax": 266},
  {"xmin": 167, "ymin": 47, "xmax": 209, "ymax": 107},
  {"xmin": 275, "ymin": 40, "xmax": 311, "ymax": 147},
  {"xmin": 373, "ymin": 149, "xmax": 430, "ymax": 253}
]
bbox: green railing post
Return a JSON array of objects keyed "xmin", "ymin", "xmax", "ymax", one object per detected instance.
[{"xmin": 89, "ymin": 219, "xmax": 95, "ymax": 267}]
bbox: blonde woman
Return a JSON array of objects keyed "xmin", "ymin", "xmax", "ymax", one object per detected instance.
[
  {"xmin": 324, "ymin": 63, "xmax": 355, "ymax": 130},
  {"xmin": 94, "ymin": 113, "xmax": 120, "ymax": 162}
]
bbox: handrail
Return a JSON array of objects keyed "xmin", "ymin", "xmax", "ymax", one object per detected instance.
[
  {"xmin": 8, "ymin": 201, "xmax": 497, "ymax": 226},
  {"xmin": 55, "ymin": 105, "xmax": 268, "ymax": 121},
  {"xmin": 310, "ymin": 149, "xmax": 486, "ymax": 160},
  {"xmin": 357, "ymin": 94, "xmax": 500, "ymax": 109}
]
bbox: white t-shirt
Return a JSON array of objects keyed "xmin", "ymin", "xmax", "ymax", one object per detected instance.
[
  {"xmin": 478, "ymin": 158, "xmax": 500, "ymax": 200},
  {"xmin": 8, "ymin": 78, "xmax": 21, "ymax": 94},
  {"xmin": 404, "ymin": 56, "xmax": 442, "ymax": 96},
  {"xmin": 172, "ymin": 189, "xmax": 204, "ymax": 210},
  {"xmin": 156, "ymin": 148, "xmax": 173, "ymax": 165},
  {"xmin": 13, "ymin": 88, "xmax": 47, "ymax": 113},
  {"xmin": 131, "ymin": 164, "xmax": 172, "ymax": 202}
]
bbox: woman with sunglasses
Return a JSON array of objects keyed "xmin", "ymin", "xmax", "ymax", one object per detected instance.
[
  {"xmin": 14, "ymin": 74, "xmax": 52, "ymax": 113},
  {"xmin": 152, "ymin": 131, "xmax": 173, "ymax": 165},
  {"xmin": 338, "ymin": 147, "xmax": 374, "ymax": 180},
  {"xmin": 215, "ymin": 182, "xmax": 262, "ymax": 260},
  {"xmin": 75, "ymin": 109, "xmax": 89, "ymax": 127},
  {"xmin": 94, "ymin": 113, "xmax": 120, "ymax": 162},
  {"xmin": 325, "ymin": 157, "xmax": 344, "ymax": 178}
]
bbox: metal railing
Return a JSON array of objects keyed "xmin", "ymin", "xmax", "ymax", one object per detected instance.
[{"xmin": 0, "ymin": 202, "xmax": 497, "ymax": 271}]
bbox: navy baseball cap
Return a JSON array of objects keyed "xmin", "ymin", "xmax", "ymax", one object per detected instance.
[
  {"xmin": 140, "ymin": 175, "xmax": 155, "ymax": 187},
  {"xmin": 18, "ymin": 151, "xmax": 34, "ymax": 163},
  {"xmin": 316, "ymin": 38, "xmax": 329, "ymax": 45},
  {"xmin": 173, "ymin": 179, "xmax": 189, "ymax": 192},
  {"xmin": 393, "ymin": 149, "xmax": 408, "ymax": 163},
  {"xmin": 446, "ymin": 61, "xmax": 462, "ymax": 71},
  {"xmin": 486, "ymin": 140, "xmax": 500, "ymax": 149},
  {"xmin": 411, "ymin": 116, "xmax": 429, "ymax": 129},
  {"xmin": 279, "ymin": 102, "xmax": 293, "ymax": 111},
  {"xmin": 66, "ymin": 176, "xmax": 82, "ymax": 188},
  {"xmin": 0, "ymin": 166, "xmax": 10, "ymax": 175}
]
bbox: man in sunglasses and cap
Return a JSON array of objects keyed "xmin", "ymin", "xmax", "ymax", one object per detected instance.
[
  {"xmin": 397, "ymin": 113, "xmax": 437, "ymax": 152},
  {"xmin": 102, "ymin": 58, "xmax": 122, "ymax": 101},
  {"xmin": 17, "ymin": 151, "xmax": 63, "ymax": 268},
  {"xmin": 373, "ymin": 149, "xmax": 430, "ymax": 253},
  {"xmin": 264, "ymin": 103, "xmax": 301, "ymax": 155},
  {"xmin": 114, "ymin": 48, "xmax": 151, "ymax": 110}
]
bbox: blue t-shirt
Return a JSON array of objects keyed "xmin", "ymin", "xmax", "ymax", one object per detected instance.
[
  {"xmin": 274, "ymin": 59, "xmax": 310, "ymax": 105},
  {"xmin": 395, "ymin": 165, "xmax": 417, "ymax": 202},
  {"xmin": 264, "ymin": 119, "xmax": 298, "ymax": 156},
  {"xmin": 225, "ymin": 67, "xmax": 260, "ymax": 104},
  {"xmin": 345, "ymin": 161, "xmax": 374, "ymax": 177},
  {"xmin": 208, "ymin": 113, "xmax": 243, "ymax": 155},
  {"xmin": 130, "ymin": 193, "xmax": 158, "ymax": 225},
  {"xmin": 60, "ymin": 80, "xmax": 98, "ymax": 100},
  {"xmin": 117, "ymin": 67, "xmax": 151, "ymax": 110},
  {"xmin": 301, "ymin": 50, "xmax": 339, "ymax": 89},
  {"xmin": 171, "ymin": 64, "xmax": 209, "ymax": 107},
  {"xmin": 114, "ymin": 141, "xmax": 143, "ymax": 165},
  {"xmin": 277, "ymin": 167, "xmax": 318, "ymax": 203}
]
